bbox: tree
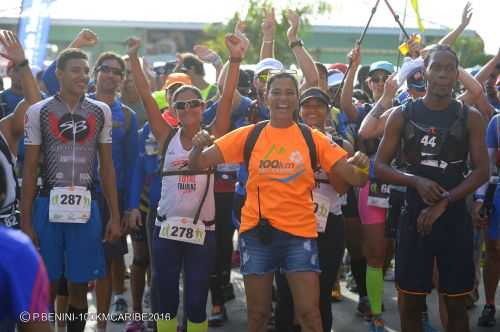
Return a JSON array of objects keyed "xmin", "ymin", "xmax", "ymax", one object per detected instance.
[
  {"xmin": 452, "ymin": 35, "xmax": 493, "ymax": 68},
  {"xmin": 202, "ymin": 0, "xmax": 331, "ymax": 65}
]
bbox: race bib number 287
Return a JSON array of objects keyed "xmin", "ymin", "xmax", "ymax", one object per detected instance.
[{"xmin": 49, "ymin": 187, "xmax": 92, "ymax": 223}]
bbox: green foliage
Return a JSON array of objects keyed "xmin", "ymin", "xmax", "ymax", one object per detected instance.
[
  {"xmin": 202, "ymin": 0, "xmax": 331, "ymax": 65},
  {"xmin": 452, "ymin": 35, "xmax": 493, "ymax": 68}
]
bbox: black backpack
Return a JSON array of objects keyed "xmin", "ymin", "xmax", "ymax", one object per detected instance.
[{"xmin": 243, "ymin": 120, "xmax": 318, "ymax": 172}]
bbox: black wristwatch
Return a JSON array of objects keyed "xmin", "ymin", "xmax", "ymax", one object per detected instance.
[
  {"xmin": 15, "ymin": 59, "xmax": 29, "ymax": 70},
  {"xmin": 289, "ymin": 39, "xmax": 304, "ymax": 49}
]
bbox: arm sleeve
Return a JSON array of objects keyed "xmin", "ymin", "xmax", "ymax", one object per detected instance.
[
  {"xmin": 128, "ymin": 127, "xmax": 146, "ymax": 210},
  {"xmin": 313, "ymin": 130, "xmax": 348, "ymax": 172},
  {"xmin": 41, "ymin": 61, "xmax": 60, "ymax": 96},
  {"xmin": 23, "ymin": 104, "xmax": 42, "ymax": 145},
  {"xmin": 123, "ymin": 110, "xmax": 139, "ymax": 210},
  {"xmin": 214, "ymin": 125, "xmax": 253, "ymax": 164},
  {"xmin": 99, "ymin": 104, "xmax": 113, "ymax": 144}
]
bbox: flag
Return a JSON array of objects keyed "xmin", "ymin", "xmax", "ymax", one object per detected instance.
[{"xmin": 410, "ymin": 0, "xmax": 425, "ymax": 32}]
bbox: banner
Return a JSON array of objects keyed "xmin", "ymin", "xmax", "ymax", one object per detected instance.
[
  {"xmin": 410, "ymin": 0, "xmax": 425, "ymax": 32},
  {"xmin": 17, "ymin": 0, "xmax": 54, "ymax": 70}
]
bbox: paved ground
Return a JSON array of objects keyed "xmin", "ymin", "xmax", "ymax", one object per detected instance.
[{"xmin": 70, "ymin": 238, "xmax": 500, "ymax": 332}]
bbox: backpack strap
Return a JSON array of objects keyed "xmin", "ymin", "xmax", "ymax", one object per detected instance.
[
  {"xmin": 297, "ymin": 123, "xmax": 318, "ymax": 171},
  {"xmin": 244, "ymin": 121, "xmax": 269, "ymax": 170},
  {"xmin": 158, "ymin": 128, "xmax": 179, "ymax": 176}
]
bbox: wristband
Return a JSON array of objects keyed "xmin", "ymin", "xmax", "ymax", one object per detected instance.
[
  {"xmin": 289, "ymin": 39, "xmax": 304, "ymax": 49},
  {"xmin": 230, "ymin": 57, "xmax": 242, "ymax": 63},
  {"xmin": 15, "ymin": 59, "xmax": 29, "ymax": 69}
]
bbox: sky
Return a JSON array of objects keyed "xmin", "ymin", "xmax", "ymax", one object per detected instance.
[{"xmin": 0, "ymin": 0, "xmax": 498, "ymax": 54}]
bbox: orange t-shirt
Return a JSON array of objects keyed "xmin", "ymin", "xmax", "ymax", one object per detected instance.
[{"xmin": 215, "ymin": 123, "xmax": 347, "ymax": 238}]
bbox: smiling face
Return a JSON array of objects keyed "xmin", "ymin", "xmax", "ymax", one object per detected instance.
[
  {"xmin": 96, "ymin": 58, "xmax": 124, "ymax": 95},
  {"xmin": 367, "ymin": 69, "xmax": 389, "ymax": 101},
  {"xmin": 173, "ymin": 88, "xmax": 205, "ymax": 128},
  {"xmin": 57, "ymin": 58, "xmax": 90, "ymax": 97},
  {"xmin": 300, "ymin": 98, "xmax": 328, "ymax": 129},
  {"xmin": 425, "ymin": 50, "xmax": 459, "ymax": 99},
  {"xmin": 265, "ymin": 75, "xmax": 299, "ymax": 125}
]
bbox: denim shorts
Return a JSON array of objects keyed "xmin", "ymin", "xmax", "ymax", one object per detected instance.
[{"xmin": 239, "ymin": 227, "xmax": 320, "ymax": 276}]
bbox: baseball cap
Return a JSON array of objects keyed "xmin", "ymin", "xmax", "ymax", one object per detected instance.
[
  {"xmin": 328, "ymin": 63, "xmax": 348, "ymax": 74},
  {"xmin": 300, "ymin": 87, "xmax": 330, "ymax": 107},
  {"xmin": 327, "ymin": 69, "xmax": 345, "ymax": 87},
  {"xmin": 162, "ymin": 73, "xmax": 192, "ymax": 90},
  {"xmin": 369, "ymin": 61, "xmax": 395, "ymax": 76},
  {"xmin": 254, "ymin": 58, "xmax": 284, "ymax": 76}
]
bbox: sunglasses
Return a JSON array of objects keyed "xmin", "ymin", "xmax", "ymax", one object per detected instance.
[
  {"xmin": 257, "ymin": 72, "xmax": 269, "ymax": 83},
  {"xmin": 370, "ymin": 75, "xmax": 389, "ymax": 83},
  {"xmin": 97, "ymin": 65, "xmax": 124, "ymax": 77},
  {"xmin": 174, "ymin": 99, "xmax": 203, "ymax": 110}
]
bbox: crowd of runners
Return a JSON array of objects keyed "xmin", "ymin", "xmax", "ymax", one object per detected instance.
[{"xmin": 0, "ymin": 2, "xmax": 500, "ymax": 332}]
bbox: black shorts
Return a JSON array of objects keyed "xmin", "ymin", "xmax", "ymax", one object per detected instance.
[
  {"xmin": 396, "ymin": 196, "xmax": 474, "ymax": 296},
  {"xmin": 342, "ymin": 188, "xmax": 359, "ymax": 219},
  {"xmin": 97, "ymin": 192, "xmax": 128, "ymax": 260},
  {"xmin": 385, "ymin": 189, "xmax": 405, "ymax": 239},
  {"xmin": 130, "ymin": 210, "xmax": 148, "ymax": 242}
]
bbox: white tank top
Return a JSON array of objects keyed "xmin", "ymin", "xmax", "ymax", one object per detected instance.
[
  {"xmin": 313, "ymin": 133, "xmax": 346, "ymax": 216},
  {"xmin": 0, "ymin": 132, "xmax": 17, "ymax": 211},
  {"xmin": 156, "ymin": 129, "xmax": 215, "ymax": 230}
]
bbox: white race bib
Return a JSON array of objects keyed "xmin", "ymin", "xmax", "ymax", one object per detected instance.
[
  {"xmin": 49, "ymin": 187, "xmax": 91, "ymax": 224},
  {"xmin": 367, "ymin": 182, "xmax": 390, "ymax": 208},
  {"xmin": 159, "ymin": 216, "xmax": 206, "ymax": 245},
  {"xmin": 313, "ymin": 192, "xmax": 330, "ymax": 233}
]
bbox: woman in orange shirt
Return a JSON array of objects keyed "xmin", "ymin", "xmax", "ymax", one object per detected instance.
[{"xmin": 189, "ymin": 72, "xmax": 369, "ymax": 332}]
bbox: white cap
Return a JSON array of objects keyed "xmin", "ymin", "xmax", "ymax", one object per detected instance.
[
  {"xmin": 254, "ymin": 58, "xmax": 284, "ymax": 76},
  {"xmin": 327, "ymin": 70, "xmax": 345, "ymax": 87},
  {"xmin": 397, "ymin": 57, "xmax": 424, "ymax": 86}
]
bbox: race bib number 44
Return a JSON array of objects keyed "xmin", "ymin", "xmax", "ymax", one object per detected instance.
[
  {"xmin": 159, "ymin": 217, "xmax": 206, "ymax": 245},
  {"xmin": 49, "ymin": 187, "xmax": 91, "ymax": 223}
]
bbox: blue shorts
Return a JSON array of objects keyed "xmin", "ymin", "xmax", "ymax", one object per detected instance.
[
  {"xmin": 239, "ymin": 227, "xmax": 320, "ymax": 276},
  {"xmin": 33, "ymin": 197, "xmax": 106, "ymax": 283},
  {"xmin": 489, "ymin": 190, "xmax": 500, "ymax": 240}
]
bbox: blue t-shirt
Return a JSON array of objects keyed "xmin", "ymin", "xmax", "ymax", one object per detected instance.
[{"xmin": 0, "ymin": 227, "xmax": 49, "ymax": 329}]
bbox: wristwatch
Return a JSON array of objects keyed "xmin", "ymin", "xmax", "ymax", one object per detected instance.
[
  {"xmin": 15, "ymin": 59, "xmax": 29, "ymax": 70},
  {"xmin": 289, "ymin": 39, "xmax": 304, "ymax": 49}
]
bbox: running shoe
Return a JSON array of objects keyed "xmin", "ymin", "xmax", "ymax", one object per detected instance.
[
  {"xmin": 478, "ymin": 304, "xmax": 496, "ymax": 327},
  {"xmin": 357, "ymin": 296, "xmax": 372, "ymax": 321},
  {"xmin": 369, "ymin": 317, "xmax": 385, "ymax": 332},
  {"xmin": 208, "ymin": 305, "xmax": 228, "ymax": 327},
  {"xmin": 110, "ymin": 298, "xmax": 128, "ymax": 322},
  {"xmin": 125, "ymin": 320, "xmax": 145, "ymax": 332}
]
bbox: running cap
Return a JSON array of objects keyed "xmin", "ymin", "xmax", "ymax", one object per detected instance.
[
  {"xmin": 254, "ymin": 58, "xmax": 284, "ymax": 76},
  {"xmin": 328, "ymin": 63, "xmax": 348, "ymax": 74},
  {"xmin": 327, "ymin": 69, "xmax": 345, "ymax": 87},
  {"xmin": 162, "ymin": 73, "xmax": 192, "ymax": 90},
  {"xmin": 300, "ymin": 87, "xmax": 330, "ymax": 107},
  {"xmin": 368, "ymin": 61, "xmax": 395, "ymax": 75}
]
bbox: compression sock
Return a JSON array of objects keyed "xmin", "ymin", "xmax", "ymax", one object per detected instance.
[
  {"xmin": 187, "ymin": 319, "xmax": 208, "ymax": 332},
  {"xmin": 351, "ymin": 257, "xmax": 368, "ymax": 297},
  {"xmin": 366, "ymin": 266, "xmax": 383, "ymax": 315},
  {"xmin": 66, "ymin": 305, "xmax": 88, "ymax": 332},
  {"xmin": 157, "ymin": 317, "xmax": 177, "ymax": 332}
]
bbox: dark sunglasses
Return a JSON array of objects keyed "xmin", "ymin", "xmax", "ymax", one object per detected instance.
[
  {"xmin": 97, "ymin": 65, "xmax": 124, "ymax": 77},
  {"xmin": 371, "ymin": 75, "xmax": 389, "ymax": 83},
  {"xmin": 174, "ymin": 99, "xmax": 203, "ymax": 110}
]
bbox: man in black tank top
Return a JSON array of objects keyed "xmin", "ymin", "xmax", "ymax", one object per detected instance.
[{"xmin": 375, "ymin": 44, "xmax": 489, "ymax": 332}]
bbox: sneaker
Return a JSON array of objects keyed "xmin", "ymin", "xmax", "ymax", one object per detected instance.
[
  {"xmin": 110, "ymin": 298, "xmax": 128, "ymax": 322},
  {"xmin": 478, "ymin": 304, "xmax": 496, "ymax": 327},
  {"xmin": 331, "ymin": 282, "xmax": 342, "ymax": 302},
  {"xmin": 422, "ymin": 312, "xmax": 439, "ymax": 332},
  {"xmin": 208, "ymin": 305, "xmax": 228, "ymax": 327},
  {"xmin": 125, "ymin": 320, "xmax": 145, "ymax": 332},
  {"xmin": 357, "ymin": 297, "xmax": 372, "ymax": 321},
  {"xmin": 368, "ymin": 317, "xmax": 385, "ymax": 332},
  {"xmin": 383, "ymin": 269, "xmax": 395, "ymax": 282}
]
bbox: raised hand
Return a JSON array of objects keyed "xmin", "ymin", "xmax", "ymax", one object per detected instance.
[
  {"xmin": 261, "ymin": 7, "xmax": 276, "ymax": 41},
  {"xmin": 225, "ymin": 33, "xmax": 249, "ymax": 59},
  {"xmin": 193, "ymin": 45, "xmax": 221, "ymax": 65},
  {"xmin": 286, "ymin": 9, "xmax": 300, "ymax": 42},
  {"xmin": 407, "ymin": 34, "xmax": 422, "ymax": 59},
  {"xmin": 461, "ymin": 2, "xmax": 473, "ymax": 28},
  {"xmin": 234, "ymin": 20, "xmax": 246, "ymax": 39},
  {"xmin": 126, "ymin": 37, "xmax": 141, "ymax": 57},
  {"xmin": 0, "ymin": 30, "xmax": 26, "ymax": 65},
  {"xmin": 71, "ymin": 28, "xmax": 98, "ymax": 48},
  {"xmin": 348, "ymin": 45, "xmax": 361, "ymax": 68},
  {"xmin": 383, "ymin": 72, "xmax": 399, "ymax": 98}
]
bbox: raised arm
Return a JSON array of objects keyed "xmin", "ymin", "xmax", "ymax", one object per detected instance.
[
  {"xmin": 439, "ymin": 2, "xmax": 472, "ymax": 46},
  {"xmin": 457, "ymin": 67, "xmax": 483, "ymax": 105},
  {"xmin": 474, "ymin": 49, "xmax": 500, "ymax": 84},
  {"xmin": 340, "ymin": 45, "xmax": 361, "ymax": 122},
  {"xmin": 193, "ymin": 44, "xmax": 223, "ymax": 80},
  {"xmin": 260, "ymin": 8, "xmax": 276, "ymax": 60},
  {"xmin": 126, "ymin": 37, "xmax": 173, "ymax": 144},
  {"xmin": 210, "ymin": 33, "xmax": 249, "ymax": 138},
  {"xmin": 358, "ymin": 72, "xmax": 398, "ymax": 139},
  {"xmin": 0, "ymin": 31, "xmax": 40, "ymax": 145},
  {"xmin": 287, "ymin": 9, "xmax": 318, "ymax": 88}
]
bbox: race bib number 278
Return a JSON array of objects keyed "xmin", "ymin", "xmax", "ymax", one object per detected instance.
[{"xmin": 159, "ymin": 217, "xmax": 206, "ymax": 245}]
